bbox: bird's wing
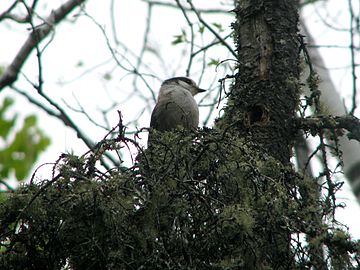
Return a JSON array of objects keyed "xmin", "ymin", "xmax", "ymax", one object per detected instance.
[{"xmin": 150, "ymin": 101, "xmax": 181, "ymax": 131}]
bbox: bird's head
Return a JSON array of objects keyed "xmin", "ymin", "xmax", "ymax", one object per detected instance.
[{"xmin": 161, "ymin": 77, "xmax": 206, "ymax": 96}]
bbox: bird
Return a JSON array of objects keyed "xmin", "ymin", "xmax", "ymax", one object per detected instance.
[{"xmin": 149, "ymin": 77, "xmax": 206, "ymax": 134}]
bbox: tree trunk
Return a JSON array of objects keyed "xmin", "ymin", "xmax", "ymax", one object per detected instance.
[
  {"xmin": 218, "ymin": 0, "xmax": 300, "ymax": 267},
  {"xmin": 222, "ymin": 0, "xmax": 299, "ymax": 164}
]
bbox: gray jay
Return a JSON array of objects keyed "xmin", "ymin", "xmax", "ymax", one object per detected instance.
[{"xmin": 149, "ymin": 77, "xmax": 206, "ymax": 134}]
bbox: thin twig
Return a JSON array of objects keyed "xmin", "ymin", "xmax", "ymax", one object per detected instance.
[
  {"xmin": 83, "ymin": 11, "xmax": 157, "ymax": 102},
  {"xmin": 186, "ymin": 0, "xmax": 237, "ymax": 59},
  {"xmin": 348, "ymin": 0, "xmax": 357, "ymax": 114},
  {"xmin": 0, "ymin": 0, "xmax": 88, "ymax": 90},
  {"xmin": 175, "ymin": 0, "xmax": 195, "ymax": 76}
]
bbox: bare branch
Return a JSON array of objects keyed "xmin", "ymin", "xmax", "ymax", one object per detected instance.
[
  {"xmin": 186, "ymin": 0, "xmax": 237, "ymax": 59},
  {"xmin": 296, "ymin": 115, "xmax": 360, "ymax": 142},
  {"xmin": 0, "ymin": 0, "xmax": 88, "ymax": 90},
  {"xmin": 348, "ymin": 0, "xmax": 357, "ymax": 114},
  {"xmin": 11, "ymin": 85, "xmax": 118, "ymax": 170},
  {"xmin": 141, "ymin": 0, "xmax": 231, "ymax": 14},
  {"xmin": 135, "ymin": 2, "xmax": 153, "ymax": 73},
  {"xmin": 175, "ymin": 0, "xmax": 195, "ymax": 76},
  {"xmin": 132, "ymin": 2, "xmax": 154, "ymax": 99},
  {"xmin": 83, "ymin": 11, "xmax": 157, "ymax": 102},
  {"xmin": 0, "ymin": 1, "xmax": 20, "ymax": 22}
]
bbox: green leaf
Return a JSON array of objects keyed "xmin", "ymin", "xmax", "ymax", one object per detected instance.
[
  {"xmin": 76, "ymin": 60, "xmax": 84, "ymax": 67},
  {"xmin": 103, "ymin": 73, "xmax": 112, "ymax": 81},
  {"xmin": 0, "ymin": 99, "xmax": 51, "ymax": 182},
  {"xmin": 208, "ymin": 58, "xmax": 220, "ymax": 66},
  {"xmin": 172, "ymin": 35, "xmax": 184, "ymax": 45},
  {"xmin": 172, "ymin": 29, "xmax": 186, "ymax": 45},
  {"xmin": 0, "ymin": 98, "xmax": 17, "ymax": 139},
  {"xmin": 212, "ymin": 22, "xmax": 224, "ymax": 32},
  {"xmin": 198, "ymin": 25, "xmax": 205, "ymax": 34}
]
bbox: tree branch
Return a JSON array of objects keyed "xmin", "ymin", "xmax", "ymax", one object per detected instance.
[
  {"xmin": 296, "ymin": 115, "xmax": 360, "ymax": 141},
  {"xmin": 0, "ymin": 0, "xmax": 87, "ymax": 90},
  {"xmin": 186, "ymin": 0, "xmax": 237, "ymax": 59},
  {"xmin": 12, "ymin": 86, "xmax": 118, "ymax": 170}
]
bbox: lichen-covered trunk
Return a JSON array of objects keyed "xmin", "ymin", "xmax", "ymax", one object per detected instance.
[
  {"xmin": 221, "ymin": 0, "xmax": 300, "ymax": 164},
  {"xmin": 219, "ymin": 0, "xmax": 301, "ymax": 267}
]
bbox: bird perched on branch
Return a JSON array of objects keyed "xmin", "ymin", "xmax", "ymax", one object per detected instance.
[{"xmin": 149, "ymin": 77, "xmax": 206, "ymax": 142}]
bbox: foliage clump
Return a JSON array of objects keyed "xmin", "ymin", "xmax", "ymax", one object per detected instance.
[
  {"xmin": 1, "ymin": 129, "xmax": 359, "ymax": 269},
  {"xmin": 0, "ymin": 97, "xmax": 50, "ymax": 182}
]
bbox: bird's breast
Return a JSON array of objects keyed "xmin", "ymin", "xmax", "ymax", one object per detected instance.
[{"xmin": 153, "ymin": 88, "xmax": 199, "ymax": 131}]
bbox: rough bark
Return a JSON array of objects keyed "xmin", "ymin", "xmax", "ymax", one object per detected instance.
[
  {"xmin": 221, "ymin": 0, "xmax": 300, "ymax": 164},
  {"xmin": 216, "ymin": 0, "xmax": 301, "ymax": 267}
]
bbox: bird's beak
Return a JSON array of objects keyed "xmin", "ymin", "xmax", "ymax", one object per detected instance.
[{"xmin": 197, "ymin": 87, "xmax": 206, "ymax": 93}]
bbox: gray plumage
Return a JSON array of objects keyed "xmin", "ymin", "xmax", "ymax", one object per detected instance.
[{"xmin": 149, "ymin": 77, "xmax": 205, "ymax": 143}]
